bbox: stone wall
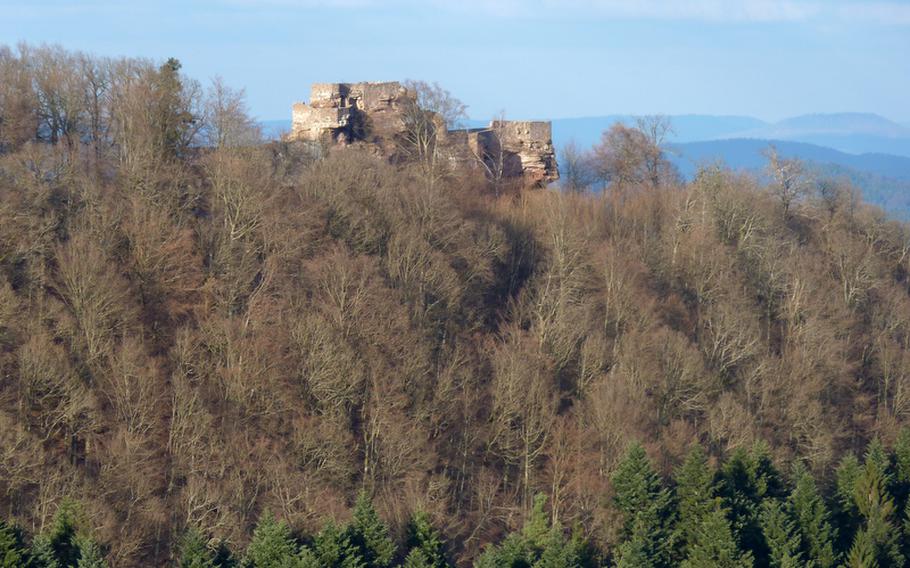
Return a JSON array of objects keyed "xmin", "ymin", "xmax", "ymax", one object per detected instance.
[
  {"xmin": 290, "ymin": 81, "xmax": 559, "ymax": 185},
  {"xmin": 291, "ymin": 81, "xmax": 414, "ymax": 143}
]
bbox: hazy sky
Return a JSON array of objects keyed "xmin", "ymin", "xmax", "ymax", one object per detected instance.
[{"xmin": 2, "ymin": 0, "xmax": 908, "ymax": 122}]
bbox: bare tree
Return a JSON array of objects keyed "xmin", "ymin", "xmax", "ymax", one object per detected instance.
[
  {"xmin": 202, "ymin": 75, "xmax": 260, "ymax": 148},
  {"xmin": 399, "ymin": 80, "xmax": 467, "ymax": 187},
  {"xmin": 592, "ymin": 117, "xmax": 678, "ymax": 190},
  {"xmin": 764, "ymin": 145, "xmax": 811, "ymax": 216},
  {"xmin": 403, "ymin": 79, "xmax": 467, "ymax": 130},
  {"xmin": 559, "ymin": 140, "xmax": 596, "ymax": 192}
]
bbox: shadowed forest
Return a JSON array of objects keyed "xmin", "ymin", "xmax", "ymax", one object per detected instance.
[{"xmin": 3, "ymin": 44, "xmax": 910, "ymax": 567}]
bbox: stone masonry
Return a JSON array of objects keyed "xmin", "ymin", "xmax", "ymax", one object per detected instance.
[{"xmin": 290, "ymin": 81, "xmax": 558, "ymax": 185}]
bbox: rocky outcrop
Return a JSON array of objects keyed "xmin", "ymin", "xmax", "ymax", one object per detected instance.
[
  {"xmin": 292, "ymin": 81, "xmax": 414, "ymax": 144},
  {"xmin": 490, "ymin": 120, "xmax": 558, "ymax": 185},
  {"xmin": 290, "ymin": 81, "xmax": 559, "ymax": 185}
]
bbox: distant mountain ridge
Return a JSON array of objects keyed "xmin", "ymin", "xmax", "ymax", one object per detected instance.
[
  {"xmin": 545, "ymin": 111, "xmax": 910, "ymax": 158},
  {"xmin": 726, "ymin": 113, "xmax": 910, "ymax": 157},
  {"xmin": 667, "ymin": 138, "xmax": 910, "ymax": 181},
  {"xmin": 666, "ymin": 138, "xmax": 910, "ymax": 218}
]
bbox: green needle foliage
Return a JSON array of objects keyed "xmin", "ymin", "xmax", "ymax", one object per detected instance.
[
  {"xmin": 680, "ymin": 505, "xmax": 754, "ymax": 568},
  {"xmin": 758, "ymin": 500, "xmax": 803, "ymax": 568},
  {"xmin": 347, "ymin": 493, "xmax": 396, "ymax": 568},
  {"xmin": 179, "ymin": 528, "xmax": 218, "ymax": 568},
  {"xmin": 402, "ymin": 512, "xmax": 448, "ymax": 568},
  {"xmin": 0, "ymin": 520, "xmax": 28, "ymax": 568},
  {"xmin": 611, "ymin": 443, "xmax": 675, "ymax": 568},
  {"xmin": 788, "ymin": 463, "xmax": 837, "ymax": 568},
  {"xmin": 674, "ymin": 444, "xmax": 717, "ymax": 558},
  {"xmin": 243, "ymin": 513, "xmax": 299, "ymax": 568}
]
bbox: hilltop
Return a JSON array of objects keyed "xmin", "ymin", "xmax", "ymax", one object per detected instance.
[{"xmin": 3, "ymin": 44, "xmax": 910, "ymax": 567}]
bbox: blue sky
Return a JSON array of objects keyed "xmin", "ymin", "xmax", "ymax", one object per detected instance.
[{"xmin": 2, "ymin": 0, "xmax": 908, "ymax": 122}]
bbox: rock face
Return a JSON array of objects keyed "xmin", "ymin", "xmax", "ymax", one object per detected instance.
[
  {"xmin": 292, "ymin": 81, "xmax": 414, "ymax": 144},
  {"xmin": 290, "ymin": 81, "xmax": 558, "ymax": 185},
  {"xmin": 485, "ymin": 121, "xmax": 558, "ymax": 185}
]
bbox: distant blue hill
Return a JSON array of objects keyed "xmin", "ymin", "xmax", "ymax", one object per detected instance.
[
  {"xmin": 726, "ymin": 113, "xmax": 910, "ymax": 157},
  {"xmin": 549, "ymin": 114, "xmax": 766, "ymax": 150},
  {"xmin": 667, "ymin": 138, "xmax": 910, "ymax": 218},
  {"xmin": 667, "ymin": 139, "xmax": 910, "ymax": 181},
  {"xmin": 551, "ymin": 112, "xmax": 910, "ymax": 158}
]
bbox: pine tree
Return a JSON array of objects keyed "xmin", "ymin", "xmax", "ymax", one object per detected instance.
[
  {"xmin": 0, "ymin": 520, "xmax": 28, "ymax": 568},
  {"xmin": 179, "ymin": 527, "xmax": 217, "ymax": 568},
  {"xmin": 347, "ymin": 492, "xmax": 395, "ymax": 568},
  {"xmin": 243, "ymin": 512, "xmax": 299, "ymax": 568},
  {"xmin": 834, "ymin": 454, "xmax": 862, "ymax": 554},
  {"xmin": 612, "ymin": 444, "xmax": 668, "ymax": 522},
  {"xmin": 674, "ymin": 445, "xmax": 716, "ymax": 557},
  {"xmin": 403, "ymin": 512, "xmax": 448, "ymax": 568},
  {"xmin": 758, "ymin": 500, "xmax": 803, "ymax": 568},
  {"xmin": 852, "ymin": 459, "xmax": 903, "ymax": 567},
  {"xmin": 522, "ymin": 495, "xmax": 550, "ymax": 551},
  {"xmin": 611, "ymin": 443, "xmax": 674, "ymax": 568},
  {"xmin": 615, "ymin": 516, "xmax": 658, "ymax": 568},
  {"xmin": 863, "ymin": 439, "xmax": 889, "ymax": 483},
  {"xmin": 474, "ymin": 494, "xmax": 587, "ymax": 568},
  {"xmin": 680, "ymin": 505, "xmax": 753, "ymax": 568},
  {"xmin": 302, "ymin": 521, "xmax": 363, "ymax": 568},
  {"xmin": 475, "ymin": 534, "xmax": 531, "ymax": 568},
  {"xmin": 532, "ymin": 528, "xmax": 580, "ymax": 568},
  {"xmin": 844, "ymin": 529, "xmax": 878, "ymax": 568},
  {"xmin": 31, "ymin": 501, "xmax": 81, "ymax": 568},
  {"xmin": 718, "ymin": 444, "xmax": 783, "ymax": 564},
  {"xmin": 892, "ymin": 427, "xmax": 910, "ymax": 563},
  {"xmin": 74, "ymin": 535, "xmax": 107, "ymax": 568},
  {"xmin": 892, "ymin": 428, "xmax": 910, "ymax": 498},
  {"xmin": 788, "ymin": 463, "xmax": 837, "ymax": 568}
]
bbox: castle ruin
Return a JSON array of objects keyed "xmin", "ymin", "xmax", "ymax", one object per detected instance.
[{"xmin": 290, "ymin": 81, "xmax": 558, "ymax": 185}]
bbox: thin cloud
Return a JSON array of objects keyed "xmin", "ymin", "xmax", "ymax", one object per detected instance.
[{"xmin": 219, "ymin": 0, "xmax": 910, "ymax": 25}]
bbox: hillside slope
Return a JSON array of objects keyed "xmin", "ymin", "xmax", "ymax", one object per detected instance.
[{"xmin": 4, "ymin": 45, "xmax": 910, "ymax": 567}]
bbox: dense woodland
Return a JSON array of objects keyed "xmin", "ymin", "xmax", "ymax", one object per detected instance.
[{"xmin": 3, "ymin": 43, "xmax": 910, "ymax": 566}]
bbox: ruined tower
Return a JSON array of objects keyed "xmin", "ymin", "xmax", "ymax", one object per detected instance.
[{"xmin": 290, "ymin": 81, "xmax": 558, "ymax": 185}]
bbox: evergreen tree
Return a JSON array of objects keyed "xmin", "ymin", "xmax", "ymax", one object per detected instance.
[
  {"xmin": 74, "ymin": 536, "xmax": 106, "ymax": 568},
  {"xmin": 615, "ymin": 516, "xmax": 658, "ymax": 568},
  {"xmin": 474, "ymin": 494, "xmax": 587, "ymax": 568},
  {"xmin": 243, "ymin": 512, "xmax": 299, "ymax": 568},
  {"xmin": 892, "ymin": 427, "xmax": 910, "ymax": 564},
  {"xmin": 851, "ymin": 459, "xmax": 903, "ymax": 567},
  {"xmin": 680, "ymin": 505, "xmax": 753, "ymax": 568},
  {"xmin": 531, "ymin": 528, "xmax": 579, "ymax": 568},
  {"xmin": 834, "ymin": 454, "xmax": 862, "ymax": 554},
  {"xmin": 31, "ymin": 501, "xmax": 81, "ymax": 568},
  {"xmin": 893, "ymin": 428, "xmax": 910, "ymax": 503},
  {"xmin": 758, "ymin": 500, "xmax": 803, "ymax": 568},
  {"xmin": 843, "ymin": 529, "xmax": 878, "ymax": 568},
  {"xmin": 522, "ymin": 495, "xmax": 550, "ymax": 551},
  {"xmin": 475, "ymin": 534, "xmax": 531, "ymax": 568},
  {"xmin": 403, "ymin": 512, "xmax": 448, "ymax": 568},
  {"xmin": 153, "ymin": 57, "xmax": 196, "ymax": 158},
  {"xmin": 863, "ymin": 439, "xmax": 890, "ymax": 483},
  {"xmin": 674, "ymin": 445, "xmax": 717, "ymax": 557},
  {"xmin": 788, "ymin": 463, "xmax": 836, "ymax": 568},
  {"xmin": 0, "ymin": 519, "xmax": 28, "ymax": 568},
  {"xmin": 213, "ymin": 542, "xmax": 237, "ymax": 568},
  {"xmin": 302, "ymin": 521, "xmax": 363, "ymax": 568},
  {"xmin": 718, "ymin": 444, "xmax": 783, "ymax": 565},
  {"xmin": 611, "ymin": 443, "xmax": 674, "ymax": 568},
  {"xmin": 346, "ymin": 492, "xmax": 395, "ymax": 568},
  {"xmin": 179, "ymin": 528, "xmax": 217, "ymax": 568}
]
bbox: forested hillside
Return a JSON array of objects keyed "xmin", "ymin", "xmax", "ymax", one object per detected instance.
[{"xmin": 4, "ymin": 44, "xmax": 910, "ymax": 567}]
